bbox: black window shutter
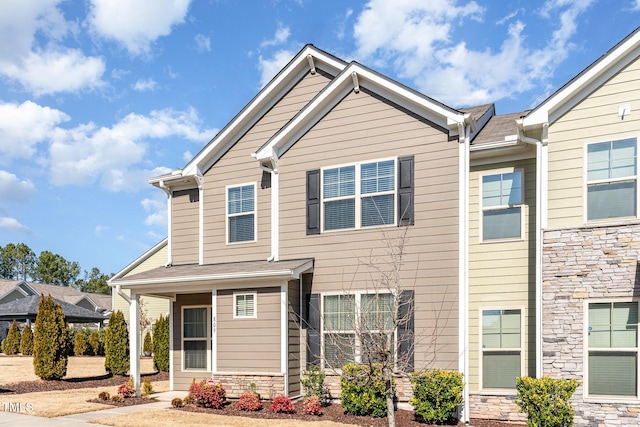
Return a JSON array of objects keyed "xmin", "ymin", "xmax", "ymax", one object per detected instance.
[
  {"xmin": 397, "ymin": 289, "xmax": 414, "ymax": 372},
  {"xmin": 306, "ymin": 170, "xmax": 320, "ymax": 235},
  {"xmin": 397, "ymin": 155, "xmax": 414, "ymax": 226},
  {"xmin": 307, "ymin": 293, "xmax": 321, "ymax": 368}
]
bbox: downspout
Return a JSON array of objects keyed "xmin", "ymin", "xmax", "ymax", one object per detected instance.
[
  {"xmin": 517, "ymin": 121, "xmax": 548, "ymax": 379},
  {"xmin": 115, "ymin": 285, "xmax": 131, "ymax": 304},
  {"xmin": 158, "ymin": 180, "xmax": 173, "ymax": 267},
  {"xmin": 258, "ymin": 153, "xmax": 279, "ymax": 262}
]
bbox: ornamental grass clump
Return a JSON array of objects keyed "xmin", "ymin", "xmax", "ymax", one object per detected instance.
[
  {"xmin": 409, "ymin": 369, "xmax": 465, "ymax": 424},
  {"xmin": 188, "ymin": 379, "xmax": 226, "ymax": 409},
  {"xmin": 270, "ymin": 395, "xmax": 294, "ymax": 414},
  {"xmin": 237, "ymin": 392, "xmax": 262, "ymax": 411}
]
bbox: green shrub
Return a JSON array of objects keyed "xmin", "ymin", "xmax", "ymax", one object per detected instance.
[
  {"xmin": 33, "ymin": 294, "xmax": 68, "ymax": 380},
  {"xmin": 301, "ymin": 366, "xmax": 326, "ymax": 399},
  {"xmin": 340, "ymin": 363, "xmax": 390, "ymax": 417},
  {"xmin": 73, "ymin": 333, "xmax": 88, "ymax": 356},
  {"xmin": 143, "ymin": 331, "xmax": 153, "ymax": 354},
  {"xmin": 104, "ymin": 310, "xmax": 130, "ymax": 375},
  {"xmin": 20, "ymin": 326, "xmax": 34, "ymax": 356},
  {"xmin": 409, "ymin": 369, "xmax": 465, "ymax": 424},
  {"xmin": 3, "ymin": 320, "xmax": 21, "ymax": 355},
  {"xmin": 89, "ymin": 331, "xmax": 100, "ymax": 356},
  {"xmin": 152, "ymin": 315, "xmax": 169, "ymax": 372},
  {"xmin": 516, "ymin": 376, "xmax": 579, "ymax": 427}
]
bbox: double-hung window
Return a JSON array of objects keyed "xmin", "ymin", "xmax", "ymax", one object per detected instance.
[
  {"xmin": 481, "ymin": 309, "xmax": 522, "ymax": 389},
  {"xmin": 587, "ymin": 301, "xmax": 639, "ymax": 397},
  {"xmin": 183, "ymin": 306, "xmax": 210, "ymax": 370},
  {"xmin": 323, "ymin": 159, "xmax": 395, "ymax": 231},
  {"xmin": 227, "ymin": 183, "xmax": 256, "ymax": 243},
  {"xmin": 587, "ymin": 138, "xmax": 637, "ymax": 221},
  {"xmin": 481, "ymin": 171, "xmax": 523, "ymax": 241},
  {"xmin": 322, "ymin": 292, "xmax": 394, "ymax": 369}
]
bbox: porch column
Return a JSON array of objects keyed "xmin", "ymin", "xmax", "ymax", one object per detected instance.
[{"xmin": 130, "ymin": 291, "xmax": 141, "ymax": 396}]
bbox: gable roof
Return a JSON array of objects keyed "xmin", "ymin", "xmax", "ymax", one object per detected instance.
[
  {"xmin": 149, "ymin": 45, "xmax": 346, "ymax": 191},
  {"xmin": 0, "ymin": 295, "xmax": 107, "ymax": 323},
  {"xmin": 523, "ymin": 26, "xmax": 640, "ymax": 127},
  {"xmin": 253, "ymin": 60, "xmax": 472, "ymax": 163},
  {"xmin": 110, "ymin": 238, "xmax": 168, "ymax": 281}
]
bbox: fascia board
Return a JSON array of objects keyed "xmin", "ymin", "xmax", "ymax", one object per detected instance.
[
  {"xmin": 183, "ymin": 46, "xmax": 347, "ymax": 176},
  {"xmin": 109, "ymin": 238, "xmax": 168, "ymax": 282},
  {"xmin": 524, "ymin": 29, "xmax": 640, "ymax": 127},
  {"xmin": 255, "ymin": 63, "xmax": 465, "ymax": 161},
  {"xmin": 113, "ymin": 269, "xmax": 300, "ymax": 288}
]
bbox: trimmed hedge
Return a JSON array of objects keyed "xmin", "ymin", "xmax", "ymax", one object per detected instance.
[{"xmin": 409, "ymin": 369, "xmax": 465, "ymax": 424}]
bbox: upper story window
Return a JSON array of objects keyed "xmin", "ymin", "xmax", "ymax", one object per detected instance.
[
  {"xmin": 227, "ymin": 183, "xmax": 256, "ymax": 243},
  {"xmin": 587, "ymin": 138, "xmax": 637, "ymax": 221},
  {"xmin": 481, "ymin": 171, "xmax": 523, "ymax": 241},
  {"xmin": 322, "ymin": 159, "xmax": 396, "ymax": 231},
  {"xmin": 587, "ymin": 301, "xmax": 638, "ymax": 398}
]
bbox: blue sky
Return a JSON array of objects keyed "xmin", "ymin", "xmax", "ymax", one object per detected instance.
[{"xmin": 0, "ymin": 0, "xmax": 639, "ymax": 276}]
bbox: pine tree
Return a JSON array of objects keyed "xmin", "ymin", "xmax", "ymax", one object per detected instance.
[
  {"xmin": 33, "ymin": 294, "xmax": 68, "ymax": 380},
  {"xmin": 104, "ymin": 310, "xmax": 129, "ymax": 375},
  {"xmin": 153, "ymin": 315, "xmax": 169, "ymax": 372},
  {"xmin": 2, "ymin": 320, "xmax": 21, "ymax": 355},
  {"xmin": 20, "ymin": 325, "xmax": 34, "ymax": 356}
]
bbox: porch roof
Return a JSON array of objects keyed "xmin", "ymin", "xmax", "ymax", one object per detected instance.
[{"xmin": 109, "ymin": 258, "xmax": 314, "ymax": 289}]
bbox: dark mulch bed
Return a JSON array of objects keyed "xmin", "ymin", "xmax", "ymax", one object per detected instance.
[
  {"xmin": 176, "ymin": 400, "xmax": 526, "ymax": 427},
  {"xmin": 0, "ymin": 371, "xmax": 169, "ymax": 395},
  {"xmin": 88, "ymin": 397, "xmax": 159, "ymax": 406}
]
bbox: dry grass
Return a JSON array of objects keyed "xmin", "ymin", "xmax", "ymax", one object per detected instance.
[
  {"xmin": 90, "ymin": 408, "xmax": 354, "ymax": 427},
  {"xmin": 0, "ymin": 355, "xmax": 156, "ymax": 385}
]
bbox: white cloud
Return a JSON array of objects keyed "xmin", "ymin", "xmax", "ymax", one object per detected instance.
[
  {"xmin": 352, "ymin": 0, "xmax": 595, "ymax": 107},
  {"xmin": 0, "ymin": 100, "xmax": 69, "ymax": 160},
  {"xmin": 141, "ymin": 192, "xmax": 167, "ymax": 226},
  {"xmin": 94, "ymin": 225, "xmax": 109, "ymax": 236},
  {"xmin": 0, "ymin": 170, "xmax": 36, "ymax": 203},
  {"xmin": 111, "ymin": 68, "xmax": 130, "ymax": 79},
  {"xmin": 258, "ymin": 49, "xmax": 296, "ymax": 87},
  {"xmin": 0, "ymin": 0, "xmax": 105, "ymax": 95},
  {"xmin": 88, "ymin": 0, "xmax": 192, "ymax": 56},
  {"xmin": 133, "ymin": 78, "xmax": 158, "ymax": 91},
  {"xmin": 194, "ymin": 34, "xmax": 211, "ymax": 52},
  {"xmin": 260, "ymin": 24, "xmax": 291, "ymax": 48},
  {"xmin": 183, "ymin": 150, "xmax": 193, "ymax": 162},
  {"xmin": 634, "ymin": 0, "xmax": 640, "ymax": 10},
  {"xmin": 0, "ymin": 217, "xmax": 30, "ymax": 233},
  {"xmin": 47, "ymin": 108, "xmax": 212, "ymax": 189}
]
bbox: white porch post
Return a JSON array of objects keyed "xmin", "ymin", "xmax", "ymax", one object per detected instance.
[{"xmin": 130, "ymin": 291, "xmax": 141, "ymax": 396}]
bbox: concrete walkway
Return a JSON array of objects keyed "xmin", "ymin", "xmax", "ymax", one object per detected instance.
[{"xmin": 0, "ymin": 391, "xmax": 184, "ymax": 427}]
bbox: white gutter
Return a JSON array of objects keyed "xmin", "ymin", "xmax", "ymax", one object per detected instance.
[{"xmin": 517, "ymin": 121, "xmax": 549, "ymax": 378}]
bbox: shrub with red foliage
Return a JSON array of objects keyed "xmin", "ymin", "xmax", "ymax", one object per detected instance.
[
  {"xmin": 237, "ymin": 392, "xmax": 262, "ymax": 411},
  {"xmin": 117, "ymin": 382, "xmax": 135, "ymax": 398},
  {"xmin": 271, "ymin": 395, "xmax": 295, "ymax": 414},
  {"xmin": 188, "ymin": 380, "xmax": 226, "ymax": 409},
  {"xmin": 303, "ymin": 395, "xmax": 322, "ymax": 415}
]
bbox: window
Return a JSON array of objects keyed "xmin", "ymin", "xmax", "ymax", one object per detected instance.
[
  {"xmin": 183, "ymin": 307, "xmax": 210, "ymax": 370},
  {"xmin": 322, "ymin": 159, "xmax": 395, "ymax": 231},
  {"xmin": 587, "ymin": 139, "xmax": 637, "ymax": 221},
  {"xmin": 588, "ymin": 302, "xmax": 638, "ymax": 397},
  {"xmin": 234, "ymin": 293, "xmax": 256, "ymax": 318},
  {"xmin": 227, "ymin": 184, "xmax": 256, "ymax": 243},
  {"xmin": 322, "ymin": 292, "xmax": 394, "ymax": 369},
  {"xmin": 481, "ymin": 309, "xmax": 522, "ymax": 389},
  {"xmin": 481, "ymin": 171, "xmax": 523, "ymax": 241}
]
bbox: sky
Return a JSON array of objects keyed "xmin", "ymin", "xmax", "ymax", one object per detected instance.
[{"xmin": 0, "ymin": 0, "xmax": 639, "ymax": 277}]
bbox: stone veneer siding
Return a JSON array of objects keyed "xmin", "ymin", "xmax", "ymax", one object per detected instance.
[
  {"xmin": 211, "ymin": 374, "xmax": 285, "ymax": 399},
  {"xmin": 543, "ymin": 222, "xmax": 640, "ymax": 426}
]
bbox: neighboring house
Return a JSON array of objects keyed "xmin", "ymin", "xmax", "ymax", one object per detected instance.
[{"xmin": 111, "ymin": 27, "xmax": 640, "ymax": 424}]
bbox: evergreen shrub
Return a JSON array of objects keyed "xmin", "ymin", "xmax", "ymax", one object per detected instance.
[
  {"xmin": 152, "ymin": 315, "xmax": 169, "ymax": 372},
  {"xmin": 19, "ymin": 325, "xmax": 33, "ymax": 356},
  {"xmin": 409, "ymin": 369, "xmax": 465, "ymax": 424},
  {"xmin": 33, "ymin": 295, "xmax": 68, "ymax": 380},
  {"xmin": 340, "ymin": 363, "xmax": 389, "ymax": 417},
  {"xmin": 516, "ymin": 376, "xmax": 579, "ymax": 427},
  {"xmin": 104, "ymin": 310, "xmax": 129, "ymax": 375},
  {"xmin": 2, "ymin": 320, "xmax": 21, "ymax": 355},
  {"xmin": 73, "ymin": 333, "xmax": 87, "ymax": 356}
]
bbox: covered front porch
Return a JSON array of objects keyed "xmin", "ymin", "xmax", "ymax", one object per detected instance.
[{"xmin": 109, "ymin": 258, "xmax": 313, "ymax": 397}]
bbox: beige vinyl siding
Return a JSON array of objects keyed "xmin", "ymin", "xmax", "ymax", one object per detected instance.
[
  {"xmin": 278, "ymin": 89, "xmax": 460, "ymax": 370},
  {"xmin": 217, "ymin": 287, "xmax": 281, "ymax": 372},
  {"xmin": 202, "ymin": 72, "xmax": 331, "ymax": 264},
  {"xmin": 288, "ymin": 280, "xmax": 301, "ymax": 396},
  {"xmin": 0, "ymin": 289, "xmax": 26, "ymax": 304},
  {"xmin": 171, "ymin": 189, "xmax": 199, "ymax": 265},
  {"xmin": 113, "ymin": 244, "xmax": 170, "ymax": 327},
  {"xmin": 172, "ymin": 293, "xmax": 211, "ymax": 390},
  {"xmin": 547, "ymin": 57, "xmax": 640, "ymax": 229},
  {"xmin": 468, "ymin": 159, "xmax": 536, "ymax": 392}
]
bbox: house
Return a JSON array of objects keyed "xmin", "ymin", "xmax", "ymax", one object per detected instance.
[{"xmin": 111, "ymin": 26, "xmax": 640, "ymax": 424}]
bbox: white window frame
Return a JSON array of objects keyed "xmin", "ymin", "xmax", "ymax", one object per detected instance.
[
  {"xmin": 181, "ymin": 305, "xmax": 211, "ymax": 372},
  {"xmin": 584, "ymin": 137, "xmax": 638, "ymax": 223},
  {"xmin": 226, "ymin": 182, "xmax": 257, "ymax": 244},
  {"xmin": 479, "ymin": 169, "xmax": 524, "ymax": 243},
  {"xmin": 584, "ymin": 298, "xmax": 640, "ymax": 401},
  {"xmin": 233, "ymin": 292, "xmax": 257, "ymax": 319},
  {"xmin": 479, "ymin": 306, "xmax": 525, "ymax": 392},
  {"xmin": 320, "ymin": 291, "xmax": 396, "ymax": 370},
  {"xmin": 320, "ymin": 158, "xmax": 397, "ymax": 232}
]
